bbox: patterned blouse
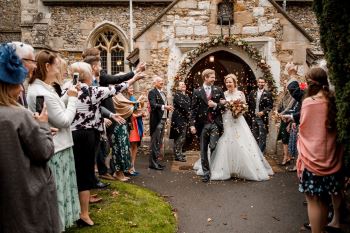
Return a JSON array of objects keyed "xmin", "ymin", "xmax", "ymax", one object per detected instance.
[{"xmin": 71, "ymin": 83, "xmax": 127, "ymax": 132}]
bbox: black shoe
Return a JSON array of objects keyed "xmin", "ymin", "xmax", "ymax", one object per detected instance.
[
  {"xmin": 175, "ymin": 157, "xmax": 186, "ymax": 162},
  {"xmin": 158, "ymin": 163, "xmax": 165, "ymax": 168},
  {"xmin": 149, "ymin": 165, "xmax": 164, "ymax": 170},
  {"xmin": 94, "ymin": 181, "xmax": 110, "ymax": 189},
  {"xmin": 202, "ymin": 176, "xmax": 210, "ymax": 183},
  {"xmin": 324, "ymin": 226, "xmax": 342, "ymax": 233},
  {"xmin": 76, "ymin": 219, "xmax": 94, "ymax": 227}
]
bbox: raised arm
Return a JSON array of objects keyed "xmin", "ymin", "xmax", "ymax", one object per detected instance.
[{"xmin": 99, "ymin": 70, "xmax": 134, "ymax": 86}]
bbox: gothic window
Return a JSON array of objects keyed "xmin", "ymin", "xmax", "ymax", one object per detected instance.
[
  {"xmin": 217, "ymin": 0, "xmax": 234, "ymax": 25},
  {"xmin": 93, "ymin": 29, "xmax": 125, "ymax": 74}
]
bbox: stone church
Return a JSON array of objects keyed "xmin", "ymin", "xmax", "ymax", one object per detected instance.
[{"xmin": 0, "ymin": 0, "xmax": 321, "ymax": 153}]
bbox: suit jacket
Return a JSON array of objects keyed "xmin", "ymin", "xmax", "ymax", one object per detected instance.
[
  {"xmin": 190, "ymin": 85, "xmax": 225, "ymax": 136},
  {"xmin": 99, "ymin": 70, "xmax": 134, "ymax": 136},
  {"xmin": 169, "ymin": 91, "xmax": 191, "ymax": 139},
  {"xmin": 148, "ymin": 88, "xmax": 167, "ymax": 135},
  {"xmin": 287, "ymin": 80, "xmax": 304, "ymax": 124},
  {"xmin": 248, "ymin": 89, "xmax": 273, "ymax": 126}
]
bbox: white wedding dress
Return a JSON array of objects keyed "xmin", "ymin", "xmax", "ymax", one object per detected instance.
[{"xmin": 193, "ymin": 90, "xmax": 274, "ymax": 181}]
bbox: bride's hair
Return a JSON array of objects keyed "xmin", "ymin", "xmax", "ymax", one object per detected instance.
[{"xmin": 224, "ymin": 74, "xmax": 237, "ymax": 87}]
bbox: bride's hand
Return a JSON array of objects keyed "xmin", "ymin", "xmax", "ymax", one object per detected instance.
[
  {"xmin": 220, "ymin": 99, "xmax": 226, "ymax": 105},
  {"xmin": 190, "ymin": 126, "xmax": 196, "ymax": 134}
]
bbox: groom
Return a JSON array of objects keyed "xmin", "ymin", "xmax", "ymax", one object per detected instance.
[{"xmin": 190, "ymin": 69, "xmax": 225, "ymax": 182}]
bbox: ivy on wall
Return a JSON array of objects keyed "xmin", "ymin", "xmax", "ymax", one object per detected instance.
[
  {"xmin": 313, "ymin": 0, "xmax": 350, "ymax": 168},
  {"xmin": 173, "ymin": 35, "xmax": 277, "ymax": 96}
]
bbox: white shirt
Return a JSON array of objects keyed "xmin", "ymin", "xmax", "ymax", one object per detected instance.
[
  {"xmin": 203, "ymin": 84, "xmax": 212, "ymax": 97},
  {"xmin": 255, "ymin": 88, "xmax": 264, "ymax": 113}
]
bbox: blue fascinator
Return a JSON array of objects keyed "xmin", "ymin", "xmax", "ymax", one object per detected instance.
[{"xmin": 0, "ymin": 43, "xmax": 28, "ymax": 84}]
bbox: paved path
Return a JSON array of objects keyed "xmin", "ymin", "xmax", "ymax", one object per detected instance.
[{"xmin": 130, "ymin": 150, "xmax": 308, "ymax": 233}]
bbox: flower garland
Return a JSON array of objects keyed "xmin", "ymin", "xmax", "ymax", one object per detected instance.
[{"xmin": 173, "ymin": 35, "xmax": 277, "ymax": 96}]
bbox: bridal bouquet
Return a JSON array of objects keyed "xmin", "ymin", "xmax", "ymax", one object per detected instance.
[{"xmin": 225, "ymin": 99, "xmax": 248, "ymax": 119}]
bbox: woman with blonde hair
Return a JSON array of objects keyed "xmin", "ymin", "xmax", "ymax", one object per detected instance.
[
  {"xmin": 70, "ymin": 61, "xmax": 144, "ymax": 226},
  {"xmin": 27, "ymin": 50, "xmax": 81, "ymax": 231},
  {"xmin": 0, "ymin": 43, "xmax": 60, "ymax": 232}
]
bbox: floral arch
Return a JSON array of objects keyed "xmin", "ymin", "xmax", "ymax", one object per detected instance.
[{"xmin": 173, "ymin": 36, "xmax": 277, "ymax": 96}]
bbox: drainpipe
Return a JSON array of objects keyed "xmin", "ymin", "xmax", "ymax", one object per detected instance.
[{"xmin": 129, "ymin": 0, "xmax": 134, "ymax": 51}]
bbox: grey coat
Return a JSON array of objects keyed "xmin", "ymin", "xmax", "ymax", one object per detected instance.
[{"xmin": 0, "ymin": 106, "xmax": 60, "ymax": 233}]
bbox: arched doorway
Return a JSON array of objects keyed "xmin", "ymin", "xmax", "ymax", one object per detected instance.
[
  {"xmin": 183, "ymin": 50, "xmax": 257, "ymax": 151},
  {"xmin": 185, "ymin": 50, "xmax": 256, "ymax": 96}
]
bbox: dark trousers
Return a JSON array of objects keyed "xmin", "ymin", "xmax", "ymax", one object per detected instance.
[
  {"xmin": 174, "ymin": 127, "xmax": 187, "ymax": 159},
  {"xmin": 96, "ymin": 140, "xmax": 109, "ymax": 175},
  {"xmin": 200, "ymin": 123, "xmax": 220, "ymax": 178},
  {"xmin": 149, "ymin": 119, "xmax": 166, "ymax": 167},
  {"xmin": 72, "ymin": 129, "xmax": 100, "ymax": 192},
  {"xmin": 252, "ymin": 116, "xmax": 267, "ymax": 153}
]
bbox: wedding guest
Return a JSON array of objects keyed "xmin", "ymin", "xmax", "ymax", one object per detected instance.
[
  {"xmin": 247, "ymin": 77, "xmax": 273, "ymax": 153},
  {"xmin": 297, "ymin": 67, "xmax": 344, "ymax": 233},
  {"xmin": 83, "ymin": 55, "xmax": 117, "ymax": 186},
  {"xmin": 70, "ymin": 61, "xmax": 143, "ymax": 226},
  {"xmin": 169, "ymin": 81, "xmax": 191, "ymax": 162},
  {"xmin": 9, "ymin": 41, "xmax": 37, "ymax": 107},
  {"xmin": 111, "ymin": 92, "xmax": 139, "ymax": 180},
  {"xmin": 276, "ymin": 79, "xmax": 296, "ymax": 165},
  {"xmin": 0, "ymin": 43, "xmax": 60, "ymax": 233},
  {"xmin": 27, "ymin": 50, "xmax": 81, "ymax": 231},
  {"xmin": 148, "ymin": 76, "xmax": 174, "ymax": 170},
  {"xmin": 126, "ymin": 86, "xmax": 146, "ymax": 175},
  {"xmin": 81, "ymin": 49, "xmax": 145, "ymax": 178}
]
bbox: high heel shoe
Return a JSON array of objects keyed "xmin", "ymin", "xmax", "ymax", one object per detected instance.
[{"xmin": 76, "ymin": 218, "xmax": 94, "ymax": 227}]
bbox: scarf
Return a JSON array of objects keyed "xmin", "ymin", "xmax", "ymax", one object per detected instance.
[{"xmin": 112, "ymin": 93, "xmax": 137, "ymax": 119}]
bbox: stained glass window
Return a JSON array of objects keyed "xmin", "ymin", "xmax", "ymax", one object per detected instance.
[{"xmin": 93, "ymin": 29, "xmax": 125, "ymax": 74}]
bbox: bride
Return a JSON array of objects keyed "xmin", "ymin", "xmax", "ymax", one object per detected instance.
[{"xmin": 194, "ymin": 74, "xmax": 274, "ymax": 181}]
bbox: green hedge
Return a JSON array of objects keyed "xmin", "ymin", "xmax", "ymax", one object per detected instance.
[{"xmin": 313, "ymin": 0, "xmax": 350, "ymax": 170}]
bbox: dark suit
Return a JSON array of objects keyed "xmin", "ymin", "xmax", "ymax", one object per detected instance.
[
  {"xmin": 190, "ymin": 85, "xmax": 225, "ymax": 179},
  {"xmin": 148, "ymin": 88, "xmax": 167, "ymax": 168},
  {"xmin": 100, "ymin": 70, "xmax": 135, "ymax": 136},
  {"xmin": 169, "ymin": 91, "xmax": 191, "ymax": 160},
  {"xmin": 247, "ymin": 89, "xmax": 273, "ymax": 153}
]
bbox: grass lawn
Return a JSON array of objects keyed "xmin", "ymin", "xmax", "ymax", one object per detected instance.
[{"xmin": 66, "ymin": 180, "xmax": 177, "ymax": 233}]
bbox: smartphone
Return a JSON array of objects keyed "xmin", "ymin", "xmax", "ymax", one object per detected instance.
[
  {"xmin": 73, "ymin": 72, "xmax": 79, "ymax": 85},
  {"xmin": 35, "ymin": 96, "xmax": 44, "ymax": 114}
]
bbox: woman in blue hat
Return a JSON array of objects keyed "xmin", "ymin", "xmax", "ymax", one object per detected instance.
[{"xmin": 0, "ymin": 43, "xmax": 60, "ymax": 233}]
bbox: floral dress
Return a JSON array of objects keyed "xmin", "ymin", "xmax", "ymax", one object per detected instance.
[{"xmin": 111, "ymin": 122, "xmax": 131, "ymax": 172}]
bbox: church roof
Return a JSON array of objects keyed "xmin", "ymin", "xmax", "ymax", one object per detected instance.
[{"xmin": 134, "ymin": 0, "xmax": 313, "ymax": 42}]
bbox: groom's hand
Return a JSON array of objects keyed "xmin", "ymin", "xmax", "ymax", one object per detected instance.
[
  {"xmin": 190, "ymin": 126, "xmax": 196, "ymax": 134},
  {"xmin": 208, "ymin": 100, "xmax": 217, "ymax": 108}
]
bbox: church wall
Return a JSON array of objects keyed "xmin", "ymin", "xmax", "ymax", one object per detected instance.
[{"xmin": 0, "ymin": 0, "xmax": 21, "ymax": 42}]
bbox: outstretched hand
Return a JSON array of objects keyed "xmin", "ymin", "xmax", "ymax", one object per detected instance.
[
  {"xmin": 111, "ymin": 114, "xmax": 126, "ymax": 125},
  {"xmin": 190, "ymin": 126, "xmax": 196, "ymax": 135}
]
